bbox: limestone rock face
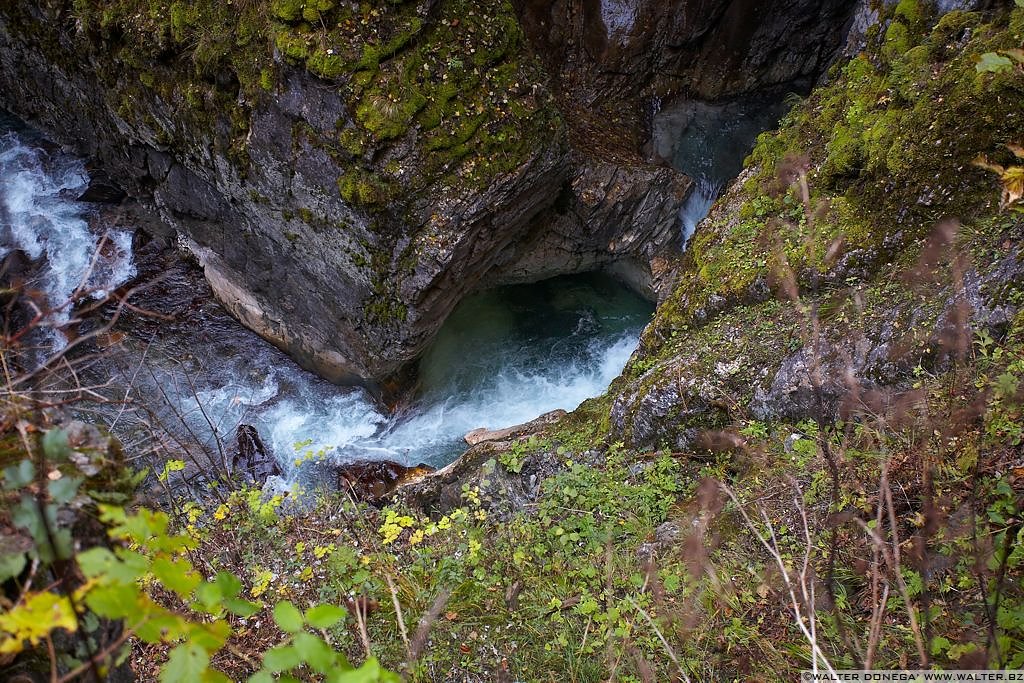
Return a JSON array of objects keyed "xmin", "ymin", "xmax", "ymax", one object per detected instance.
[
  {"xmin": 404, "ymin": 409, "xmax": 568, "ymax": 514},
  {"xmin": 0, "ymin": 1, "xmax": 572, "ymax": 383},
  {"xmin": 531, "ymin": 0, "xmax": 853, "ymax": 94},
  {"xmin": 0, "ymin": 0, "xmax": 864, "ymax": 386},
  {"xmin": 609, "ymin": 244, "xmax": 1024, "ymax": 450},
  {"xmin": 513, "ymin": 0, "xmax": 857, "ymax": 151},
  {"xmin": 465, "ymin": 409, "xmax": 568, "ymax": 446},
  {"xmin": 503, "ymin": 0, "xmax": 864, "ymax": 302},
  {"xmin": 486, "ymin": 155, "xmax": 690, "ymax": 298},
  {"xmin": 604, "ymin": 4, "xmax": 1024, "ymax": 450}
]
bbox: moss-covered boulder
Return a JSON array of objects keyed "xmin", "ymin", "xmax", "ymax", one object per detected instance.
[{"xmin": 583, "ymin": 2, "xmax": 1024, "ymax": 449}]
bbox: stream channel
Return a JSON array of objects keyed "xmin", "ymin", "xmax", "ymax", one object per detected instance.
[{"xmin": 2, "ymin": 94, "xmax": 784, "ymax": 488}]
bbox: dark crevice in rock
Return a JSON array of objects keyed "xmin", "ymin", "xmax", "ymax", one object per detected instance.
[{"xmin": 513, "ymin": 0, "xmax": 858, "ymax": 161}]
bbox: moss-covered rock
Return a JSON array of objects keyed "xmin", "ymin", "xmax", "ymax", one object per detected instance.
[
  {"xmin": 60, "ymin": 0, "xmax": 561, "ymax": 203},
  {"xmin": 0, "ymin": 0, "xmax": 573, "ymax": 383},
  {"xmin": 645, "ymin": 3, "xmax": 1024, "ymax": 360},
  {"xmin": 559, "ymin": 3, "xmax": 1024, "ymax": 450}
]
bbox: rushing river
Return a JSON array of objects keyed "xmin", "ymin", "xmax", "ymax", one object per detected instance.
[
  {"xmin": 103, "ymin": 267, "xmax": 650, "ymax": 476},
  {"xmin": 0, "ymin": 116, "xmax": 135, "ymax": 351},
  {"xmin": 1, "ymin": 117, "xmax": 652, "ymax": 482}
]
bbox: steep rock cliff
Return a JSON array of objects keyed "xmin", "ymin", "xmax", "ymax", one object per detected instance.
[
  {"xmin": 0, "ymin": 0, "xmax": 564, "ymax": 383},
  {"xmin": 404, "ymin": 1, "xmax": 1024, "ymax": 502},
  {"xmin": 513, "ymin": 0, "xmax": 858, "ymax": 156},
  {"xmin": 0, "ymin": 0, "xmax": 865, "ymax": 385},
  {"xmin": 606, "ymin": 3, "xmax": 1024, "ymax": 449}
]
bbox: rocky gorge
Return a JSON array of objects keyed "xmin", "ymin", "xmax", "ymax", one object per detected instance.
[
  {"xmin": 2, "ymin": 0, "xmax": 1024, "ymax": 680},
  {"xmin": 0, "ymin": 0, "xmax": 862, "ymax": 386}
]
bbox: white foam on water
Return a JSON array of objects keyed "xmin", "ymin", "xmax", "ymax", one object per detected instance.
[
  {"xmin": 181, "ymin": 277, "xmax": 654, "ymax": 473},
  {"xmin": 262, "ymin": 387, "xmax": 388, "ymax": 468},
  {"xmin": 377, "ymin": 330, "xmax": 639, "ymax": 462},
  {"xmin": 144, "ymin": 309, "xmax": 646, "ymax": 475},
  {"xmin": 253, "ymin": 327, "xmax": 635, "ymax": 471},
  {"xmin": 3, "ymin": 118, "xmax": 647, "ymax": 485},
  {"xmin": 0, "ymin": 128, "xmax": 135, "ymax": 348},
  {"xmin": 184, "ymin": 373, "xmax": 281, "ymax": 449}
]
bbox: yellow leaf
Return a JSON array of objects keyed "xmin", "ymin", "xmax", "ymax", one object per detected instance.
[
  {"xmin": 1000, "ymin": 166, "xmax": 1024, "ymax": 208},
  {"xmin": 0, "ymin": 592, "xmax": 78, "ymax": 654}
]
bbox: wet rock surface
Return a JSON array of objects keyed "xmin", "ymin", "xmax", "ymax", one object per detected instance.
[
  {"xmin": 487, "ymin": 155, "xmax": 690, "ymax": 298},
  {"xmin": 232, "ymin": 424, "xmax": 281, "ymax": 485},
  {"xmin": 610, "ymin": 239, "xmax": 1024, "ymax": 450},
  {"xmin": 336, "ymin": 460, "xmax": 435, "ymax": 503},
  {"xmin": 514, "ymin": 0, "xmax": 857, "ymax": 156},
  {"xmin": 401, "ymin": 409, "xmax": 568, "ymax": 515},
  {"xmin": 0, "ymin": 0, "xmax": 693, "ymax": 386},
  {"xmin": 76, "ymin": 170, "xmax": 126, "ymax": 204},
  {"xmin": 464, "ymin": 409, "xmax": 568, "ymax": 446}
]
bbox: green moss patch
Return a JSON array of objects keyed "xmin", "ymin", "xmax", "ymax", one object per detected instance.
[{"xmin": 61, "ymin": 0, "xmax": 561, "ymax": 214}]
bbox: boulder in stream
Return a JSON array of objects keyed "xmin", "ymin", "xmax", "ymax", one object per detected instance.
[
  {"xmin": 405, "ymin": 409, "xmax": 570, "ymax": 514},
  {"xmin": 464, "ymin": 409, "xmax": 568, "ymax": 446},
  {"xmin": 76, "ymin": 170, "xmax": 126, "ymax": 203},
  {"xmin": 231, "ymin": 424, "xmax": 280, "ymax": 485}
]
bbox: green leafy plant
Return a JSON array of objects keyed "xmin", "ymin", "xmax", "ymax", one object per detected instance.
[{"xmin": 0, "ymin": 428, "xmax": 399, "ymax": 682}]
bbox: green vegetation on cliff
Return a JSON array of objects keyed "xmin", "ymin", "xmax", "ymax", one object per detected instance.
[
  {"xmin": 644, "ymin": 2, "xmax": 1024, "ymax": 356},
  {"xmin": 62, "ymin": 0, "xmax": 561, "ymax": 207}
]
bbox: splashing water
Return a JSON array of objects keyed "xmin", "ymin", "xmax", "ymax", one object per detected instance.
[
  {"xmin": 652, "ymin": 96, "xmax": 791, "ymax": 248},
  {"xmin": 680, "ymin": 177, "xmax": 721, "ymax": 245},
  {"xmin": 4, "ymin": 118, "xmax": 650, "ymax": 479},
  {"xmin": 0, "ymin": 123, "xmax": 136, "ymax": 348},
  {"xmin": 113, "ymin": 272, "xmax": 651, "ymax": 477},
  {"xmin": 395, "ymin": 275, "xmax": 648, "ymax": 462}
]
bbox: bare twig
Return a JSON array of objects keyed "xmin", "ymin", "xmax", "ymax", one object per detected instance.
[
  {"xmin": 384, "ymin": 572, "xmax": 411, "ymax": 659},
  {"xmin": 719, "ymin": 481, "xmax": 839, "ymax": 678},
  {"xmin": 625, "ymin": 596, "xmax": 692, "ymax": 683},
  {"xmin": 409, "ymin": 589, "xmax": 451, "ymax": 663}
]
